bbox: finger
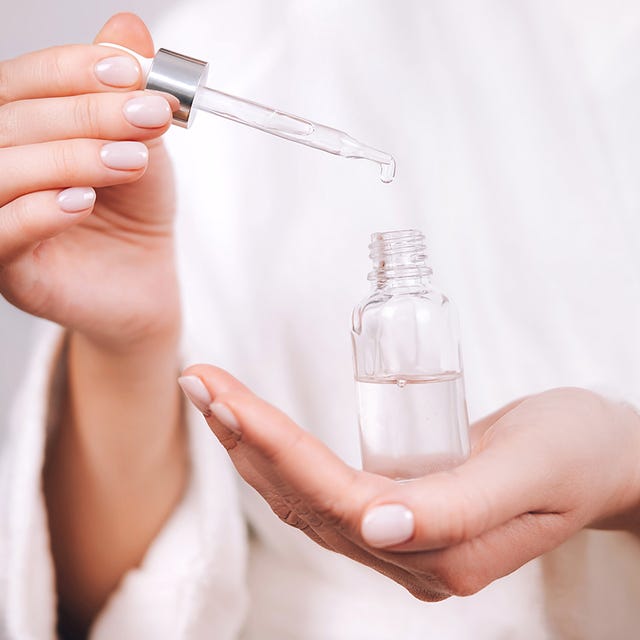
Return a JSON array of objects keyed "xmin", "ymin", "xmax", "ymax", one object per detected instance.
[
  {"xmin": 0, "ymin": 45, "xmax": 142, "ymax": 106},
  {"xmin": 182, "ymin": 364, "xmax": 357, "ymax": 487},
  {"xmin": 178, "ymin": 367, "xmax": 357, "ymax": 540},
  {"xmin": 0, "ymin": 139, "xmax": 148, "ymax": 205},
  {"xmin": 1, "ymin": 91, "xmax": 174, "ymax": 147},
  {"xmin": 181, "ymin": 365, "xmax": 382, "ymax": 530},
  {"xmin": 178, "ymin": 366, "xmax": 294, "ymax": 495},
  {"xmin": 359, "ymin": 422, "xmax": 559, "ymax": 551},
  {"xmin": 93, "ymin": 13, "xmax": 155, "ymax": 58},
  {"xmin": 0, "ymin": 13, "xmax": 153, "ymax": 107},
  {"xmin": 0, "ymin": 187, "xmax": 95, "ymax": 263}
]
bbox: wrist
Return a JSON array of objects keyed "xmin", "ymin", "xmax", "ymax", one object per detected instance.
[
  {"xmin": 69, "ymin": 268, "xmax": 182, "ymax": 357},
  {"xmin": 70, "ymin": 316, "xmax": 181, "ymax": 363},
  {"xmin": 588, "ymin": 400, "xmax": 640, "ymax": 537},
  {"xmin": 65, "ymin": 327, "xmax": 185, "ymax": 471}
]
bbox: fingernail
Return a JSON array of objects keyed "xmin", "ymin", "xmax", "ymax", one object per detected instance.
[
  {"xmin": 94, "ymin": 56, "xmax": 140, "ymax": 87},
  {"xmin": 209, "ymin": 401, "xmax": 241, "ymax": 434},
  {"xmin": 100, "ymin": 141, "xmax": 148, "ymax": 170},
  {"xmin": 178, "ymin": 376, "xmax": 212, "ymax": 414},
  {"xmin": 123, "ymin": 95, "xmax": 172, "ymax": 128},
  {"xmin": 361, "ymin": 504, "xmax": 415, "ymax": 548},
  {"xmin": 56, "ymin": 187, "xmax": 96, "ymax": 213}
]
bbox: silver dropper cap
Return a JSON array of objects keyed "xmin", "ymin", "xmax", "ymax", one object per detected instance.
[{"xmin": 146, "ymin": 48, "xmax": 209, "ymax": 128}]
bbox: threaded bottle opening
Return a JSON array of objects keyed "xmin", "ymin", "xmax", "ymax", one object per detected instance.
[{"xmin": 368, "ymin": 229, "xmax": 432, "ymax": 285}]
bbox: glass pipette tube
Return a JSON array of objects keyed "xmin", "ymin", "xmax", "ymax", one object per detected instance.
[
  {"xmin": 100, "ymin": 44, "xmax": 396, "ymax": 183},
  {"xmin": 192, "ymin": 86, "xmax": 396, "ymax": 183}
]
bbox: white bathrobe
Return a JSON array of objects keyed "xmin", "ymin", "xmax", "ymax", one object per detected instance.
[{"xmin": 3, "ymin": 1, "xmax": 640, "ymax": 637}]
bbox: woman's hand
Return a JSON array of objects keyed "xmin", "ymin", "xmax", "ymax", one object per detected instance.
[
  {"xmin": 180, "ymin": 366, "xmax": 640, "ymax": 601},
  {"xmin": 0, "ymin": 13, "xmax": 180, "ymax": 350},
  {"xmin": 1, "ymin": 15, "xmax": 190, "ymax": 634}
]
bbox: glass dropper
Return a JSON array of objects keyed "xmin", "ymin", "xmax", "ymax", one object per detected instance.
[{"xmin": 100, "ymin": 44, "xmax": 396, "ymax": 183}]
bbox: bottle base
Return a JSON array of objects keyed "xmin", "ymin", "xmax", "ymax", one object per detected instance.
[{"xmin": 362, "ymin": 451, "xmax": 467, "ymax": 481}]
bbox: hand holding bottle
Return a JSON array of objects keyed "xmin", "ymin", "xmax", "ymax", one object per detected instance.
[
  {"xmin": 0, "ymin": 13, "xmax": 180, "ymax": 350},
  {"xmin": 180, "ymin": 365, "xmax": 640, "ymax": 600}
]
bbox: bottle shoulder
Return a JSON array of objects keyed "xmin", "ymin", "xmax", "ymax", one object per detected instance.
[
  {"xmin": 352, "ymin": 288, "xmax": 455, "ymax": 334},
  {"xmin": 355, "ymin": 288, "xmax": 450, "ymax": 314}
]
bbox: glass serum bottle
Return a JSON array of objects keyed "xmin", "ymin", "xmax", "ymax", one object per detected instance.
[{"xmin": 351, "ymin": 230, "xmax": 470, "ymax": 480}]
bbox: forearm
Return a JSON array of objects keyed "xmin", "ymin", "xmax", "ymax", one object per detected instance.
[{"xmin": 44, "ymin": 329, "xmax": 188, "ymax": 635}]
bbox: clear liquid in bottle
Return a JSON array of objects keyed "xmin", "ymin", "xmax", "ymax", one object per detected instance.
[{"xmin": 356, "ymin": 373, "xmax": 469, "ymax": 481}]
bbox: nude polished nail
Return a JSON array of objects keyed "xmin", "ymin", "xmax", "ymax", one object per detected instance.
[
  {"xmin": 123, "ymin": 95, "xmax": 172, "ymax": 128},
  {"xmin": 57, "ymin": 187, "xmax": 96, "ymax": 213},
  {"xmin": 209, "ymin": 402, "xmax": 241, "ymax": 434},
  {"xmin": 178, "ymin": 376, "xmax": 212, "ymax": 414},
  {"xmin": 94, "ymin": 56, "xmax": 140, "ymax": 87},
  {"xmin": 100, "ymin": 142, "xmax": 148, "ymax": 170},
  {"xmin": 361, "ymin": 504, "xmax": 415, "ymax": 548}
]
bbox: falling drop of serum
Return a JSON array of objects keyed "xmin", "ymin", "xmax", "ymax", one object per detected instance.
[{"xmin": 379, "ymin": 157, "xmax": 397, "ymax": 183}]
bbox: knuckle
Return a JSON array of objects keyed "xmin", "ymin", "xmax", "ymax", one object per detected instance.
[
  {"xmin": 0, "ymin": 102, "xmax": 18, "ymax": 146},
  {"xmin": 216, "ymin": 431, "xmax": 241, "ymax": 452},
  {"xmin": 0, "ymin": 194, "xmax": 38, "ymax": 259},
  {"xmin": 0, "ymin": 200, "xmax": 21, "ymax": 244},
  {"xmin": 73, "ymin": 95, "xmax": 102, "ymax": 137},
  {"xmin": 41, "ymin": 48, "xmax": 71, "ymax": 96},
  {"xmin": 435, "ymin": 472, "xmax": 488, "ymax": 547},
  {"xmin": 436, "ymin": 510, "xmax": 471, "ymax": 547},
  {"xmin": 293, "ymin": 485, "xmax": 349, "ymax": 531},
  {"xmin": 276, "ymin": 508, "xmax": 330, "ymax": 550},
  {"xmin": 0, "ymin": 61, "xmax": 11, "ymax": 105},
  {"xmin": 6, "ymin": 194, "xmax": 33, "ymax": 235},
  {"xmin": 272, "ymin": 500, "xmax": 307, "ymax": 531},
  {"xmin": 13, "ymin": 194, "xmax": 36, "ymax": 227},
  {"xmin": 276, "ymin": 490, "xmax": 344, "ymax": 532},
  {"xmin": 282, "ymin": 494, "xmax": 317, "ymax": 526},
  {"xmin": 309, "ymin": 499, "xmax": 347, "ymax": 530},
  {"xmin": 204, "ymin": 412, "xmax": 241, "ymax": 452},
  {"xmin": 52, "ymin": 142, "xmax": 80, "ymax": 180},
  {"xmin": 279, "ymin": 508, "xmax": 305, "ymax": 530}
]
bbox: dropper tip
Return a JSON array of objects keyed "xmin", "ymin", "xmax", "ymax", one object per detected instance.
[{"xmin": 379, "ymin": 157, "xmax": 397, "ymax": 184}]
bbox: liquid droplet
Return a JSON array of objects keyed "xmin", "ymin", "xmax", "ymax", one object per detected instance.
[
  {"xmin": 397, "ymin": 378, "xmax": 407, "ymax": 389},
  {"xmin": 379, "ymin": 157, "xmax": 397, "ymax": 183}
]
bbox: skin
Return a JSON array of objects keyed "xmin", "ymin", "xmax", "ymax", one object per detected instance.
[
  {"xmin": 183, "ymin": 364, "xmax": 640, "ymax": 602},
  {"xmin": 0, "ymin": 13, "xmax": 186, "ymax": 637}
]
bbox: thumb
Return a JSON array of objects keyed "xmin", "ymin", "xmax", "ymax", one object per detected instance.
[
  {"xmin": 359, "ymin": 415, "xmax": 556, "ymax": 551},
  {"xmin": 93, "ymin": 12, "xmax": 155, "ymax": 57}
]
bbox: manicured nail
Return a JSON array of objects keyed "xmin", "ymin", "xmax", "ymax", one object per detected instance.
[
  {"xmin": 209, "ymin": 402, "xmax": 241, "ymax": 434},
  {"xmin": 123, "ymin": 95, "xmax": 172, "ymax": 128},
  {"xmin": 56, "ymin": 187, "xmax": 96, "ymax": 213},
  {"xmin": 94, "ymin": 56, "xmax": 140, "ymax": 87},
  {"xmin": 178, "ymin": 376, "xmax": 212, "ymax": 414},
  {"xmin": 361, "ymin": 504, "xmax": 415, "ymax": 548},
  {"xmin": 100, "ymin": 141, "xmax": 148, "ymax": 170}
]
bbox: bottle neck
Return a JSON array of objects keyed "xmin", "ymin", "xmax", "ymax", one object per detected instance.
[{"xmin": 368, "ymin": 229, "xmax": 432, "ymax": 291}]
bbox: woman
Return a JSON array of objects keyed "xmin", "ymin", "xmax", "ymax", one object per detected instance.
[{"xmin": 2, "ymin": 4, "xmax": 640, "ymax": 638}]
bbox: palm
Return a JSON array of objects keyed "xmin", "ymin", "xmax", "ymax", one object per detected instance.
[{"xmin": 0, "ymin": 141, "xmax": 179, "ymax": 346}]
